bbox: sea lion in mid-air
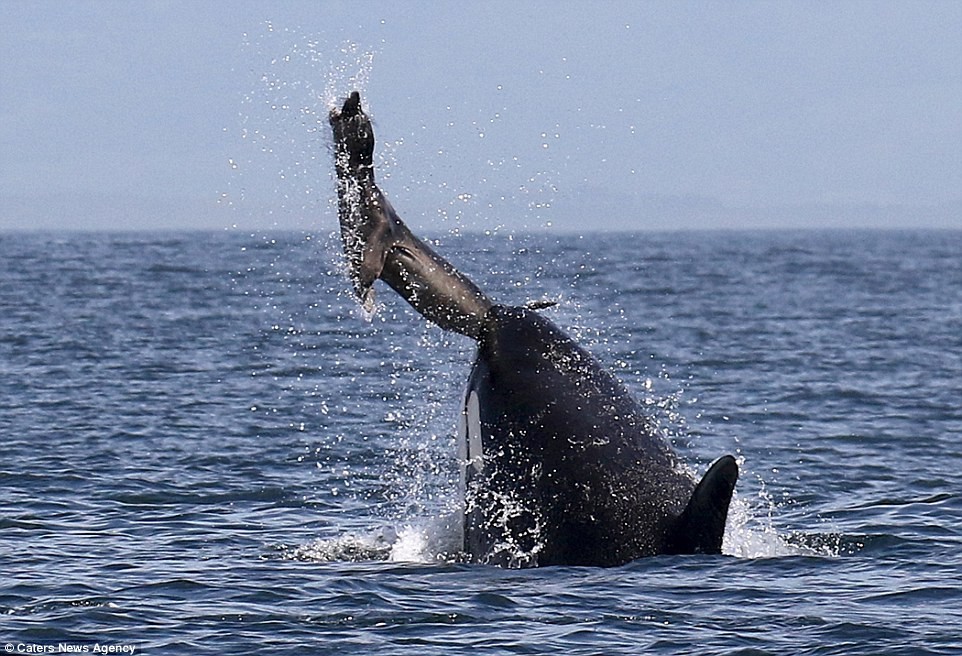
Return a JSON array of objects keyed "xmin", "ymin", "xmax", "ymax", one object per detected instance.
[{"xmin": 329, "ymin": 91, "xmax": 738, "ymax": 567}]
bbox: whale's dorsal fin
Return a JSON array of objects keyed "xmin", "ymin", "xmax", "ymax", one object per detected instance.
[{"xmin": 667, "ymin": 455, "xmax": 739, "ymax": 555}]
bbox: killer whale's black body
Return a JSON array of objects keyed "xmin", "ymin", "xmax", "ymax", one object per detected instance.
[{"xmin": 330, "ymin": 92, "xmax": 738, "ymax": 567}]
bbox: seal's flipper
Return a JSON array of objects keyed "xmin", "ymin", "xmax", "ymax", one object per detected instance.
[
  {"xmin": 329, "ymin": 92, "xmax": 492, "ymax": 338},
  {"xmin": 667, "ymin": 455, "xmax": 739, "ymax": 555},
  {"xmin": 329, "ymin": 92, "xmax": 391, "ymax": 307}
]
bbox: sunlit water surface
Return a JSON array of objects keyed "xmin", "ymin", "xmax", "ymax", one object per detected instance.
[{"xmin": 1, "ymin": 230, "xmax": 960, "ymax": 654}]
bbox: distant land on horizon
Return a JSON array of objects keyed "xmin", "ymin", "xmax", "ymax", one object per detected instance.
[{"xmin": 1, "ymin": 190, "xmax": 960, "ymax": 234}]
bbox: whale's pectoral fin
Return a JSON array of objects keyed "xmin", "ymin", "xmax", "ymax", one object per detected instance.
[
  {"xmin": 329, "ymin": 92, "xmax": 492, "ymax": 338},
  {"xmin": 666, "ymin": 455, "xmax": 739, "ymax": 555}
]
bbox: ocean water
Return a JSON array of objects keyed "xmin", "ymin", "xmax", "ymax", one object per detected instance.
[{"xmin": 1, "ymin": 228, "xmax": 960, "ymax": 655}]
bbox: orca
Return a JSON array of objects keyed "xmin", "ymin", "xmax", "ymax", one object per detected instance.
[{"xmin": 329, "ymin": 91, "xmax": 738, "ymax": 567}]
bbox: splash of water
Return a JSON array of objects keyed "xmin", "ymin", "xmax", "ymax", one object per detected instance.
[
  {"xmin": 284, "ymin": 525, "xmax": 398, "ymax": 562},
  {"xmin": 227, "ymin": 25, "xmax": 378, "ymax": 229},
  {"xmin": 388, "ymin": 510, "xmax": 464, "ymax": 563},
  {"xmin": 723, "ymin": 486, "xmax": 842, "ymax": 559},
  {"xmin": 289, "ymin": 487, "xmax": 833, "ymax": 565}
]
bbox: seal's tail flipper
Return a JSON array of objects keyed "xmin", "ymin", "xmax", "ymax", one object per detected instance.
[
  {"xmin": 329, "ymin": 92, "xmax": 492, "ymax": 339},
  {"xmin": 667, "ymin": 455, "xmax": 739, "ymax": 554}
]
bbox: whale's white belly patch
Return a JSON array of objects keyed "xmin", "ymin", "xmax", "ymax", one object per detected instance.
[{"xmin": 458, "ymin": 390, "xmax": 484, "ymax": 475}]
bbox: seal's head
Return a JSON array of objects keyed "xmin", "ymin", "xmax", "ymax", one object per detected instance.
[{"xmin": 330, "ymin": 91, "xmax": 374, "ymax": 178}]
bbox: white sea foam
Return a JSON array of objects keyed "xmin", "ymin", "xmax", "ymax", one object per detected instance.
[
  {"xmin": 284, "ymin": 525, "xmax": 398, "ymax": 562},
  {"xmin": 723, "ymin": 490, "xmax": 841, "ymax": 559},
  {"xmin": 388, "ymin": 511, "xmax": 464, "ymax": 563}
]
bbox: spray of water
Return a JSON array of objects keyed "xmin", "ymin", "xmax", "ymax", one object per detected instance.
[{"xmin": 226, "ymin": 24, "xmax": 378, "ymax": 230}]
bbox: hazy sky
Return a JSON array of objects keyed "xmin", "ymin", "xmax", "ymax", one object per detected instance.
[{"xmin": 2, "ymin": 1, "xmax": 961, "ymax": 232}]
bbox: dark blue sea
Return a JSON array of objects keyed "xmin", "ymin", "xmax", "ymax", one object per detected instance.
[{"xmin": 1, "ymin": 228, "xmax": 960, "ymax": 655}]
